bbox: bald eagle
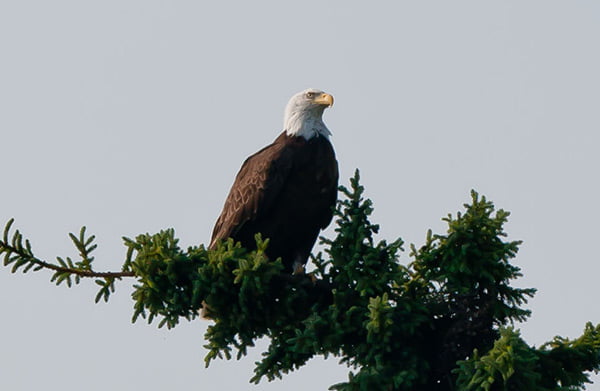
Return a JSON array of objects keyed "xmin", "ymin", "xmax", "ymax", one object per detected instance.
[{"xmin": 209, "ymin": 89, "xmax": 338, "ymax": 273}]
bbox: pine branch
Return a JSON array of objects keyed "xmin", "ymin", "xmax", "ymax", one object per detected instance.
[
  {"xmin": 4, "ymin": 172, "xmax": 599, "ymax": 391},
  {"xmin": 1, "ymin": 218, "xmax": 134, "ymax": 302}
]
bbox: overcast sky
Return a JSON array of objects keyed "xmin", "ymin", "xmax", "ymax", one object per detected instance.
[{"xmin": 1, "ymin": 1, "xmax": 600, "ymax": 390}]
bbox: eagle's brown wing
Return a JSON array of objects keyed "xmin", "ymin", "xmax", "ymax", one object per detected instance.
[{"xmin": 209, "ymin": 139, "xmax": 293, "ymax": 249}]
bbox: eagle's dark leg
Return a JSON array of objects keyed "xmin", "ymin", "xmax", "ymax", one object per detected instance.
[
  {"xmin": 292, "ymin": 255, "xmax": 306, "ymax": 275},
  {"xmin": 289, "ymin": 228, "xmax": 323, "ymax": 275}
]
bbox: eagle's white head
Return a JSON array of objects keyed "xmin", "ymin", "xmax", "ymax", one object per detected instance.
[{"xmin": 283, "ymin": 88, "xmax": 334, "ymax": 140}]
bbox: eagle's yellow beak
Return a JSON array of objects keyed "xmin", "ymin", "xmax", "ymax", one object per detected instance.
[{"xmin": 314, "ymin": 93, "xmax": 334, "ymax": 107}]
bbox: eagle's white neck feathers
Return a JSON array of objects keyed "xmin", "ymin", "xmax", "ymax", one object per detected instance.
[{"xmin": 283, "ymin": 88, "xmax": 333, "ymax": 140}]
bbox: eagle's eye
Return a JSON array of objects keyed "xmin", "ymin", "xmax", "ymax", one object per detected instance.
[{"xmin": 306, "ymin": 91, "xmax": 315, "ymax": 99}]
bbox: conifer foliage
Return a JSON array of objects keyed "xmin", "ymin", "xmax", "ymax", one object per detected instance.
[{"xmin": 2, "ymin": 170, "xmax": 599, "ymax": 390}]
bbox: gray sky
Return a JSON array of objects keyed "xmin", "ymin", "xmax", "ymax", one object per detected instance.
[{"xmin": 1, "ymin": 1, "xmax": 599, "ymax": 390}]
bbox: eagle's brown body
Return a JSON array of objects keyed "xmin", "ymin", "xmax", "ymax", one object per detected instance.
[{"xmin": 210, "ymin": 131, "xmax": 338, "ymax": 272}]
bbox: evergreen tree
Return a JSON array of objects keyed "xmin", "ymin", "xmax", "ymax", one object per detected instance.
[{"xmin": 2, "ymin": 170, "xmax": 599, "ymax": 390}]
